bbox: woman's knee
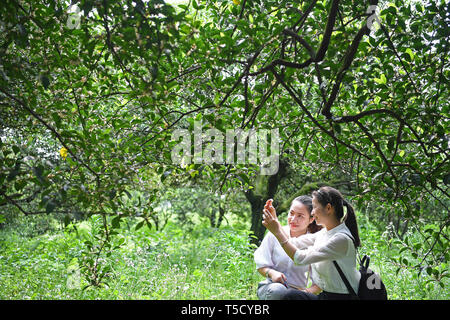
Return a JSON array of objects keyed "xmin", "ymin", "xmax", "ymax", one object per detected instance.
[{"xmin": 263, "ymin": 283, "xmax": 288, "ymax": 300}]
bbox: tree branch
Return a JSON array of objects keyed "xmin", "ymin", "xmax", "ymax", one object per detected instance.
[
  {"xmin": 271, "ymin": 68, "xmax": 370, "ymax": 160},
  {"xmin": 249, "ymin": 58, "xmax": 313, "ymax": 76},
  {"xmin": 334, "ymin": 107, "xmax": 430, "ymax": 158},
  {"xmin": 0, "ymin": 88, "xmax": 100, "ymax": 181},
  {"xmin": 282, "ymin": 28, "xmax": 316, "ymax": 59},
  {"xmin": 354, "ymin": 119, "xmax": 399, "ymax": 187},
  {"xmin": 315, "ymin": 0, "xmax": 341, "ymax": 62},
  {"xmin": 322, "ymin": 24, "xmax": 370, "ymax": 118}
]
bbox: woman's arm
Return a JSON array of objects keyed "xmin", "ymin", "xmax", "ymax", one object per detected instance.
[
  {"xmin": 257, "ymin": 267, "xmax": 271, "ymax": 278},
  {"xmin": 262, "ymin": 218, "xmax": 299, "ymax": 261},
  {"xmin": 254, "ymin": 227, "xmax": 288, "ymax": 286},
  {"xmin": 293, "ymin": 234, "xmax": 349, "ymax": 266},
  {"xmin": 257, "ymin": 267, "xmax": 287, "ymax": 285},
  {"xmin": 290, "ymin": 232, "xmax": 317, "ymax": 249},
  {"xmin": 262, "ymin": 200, "xmax": 348, "ymax": 267}
]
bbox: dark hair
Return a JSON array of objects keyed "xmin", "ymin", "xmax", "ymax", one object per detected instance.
[
  {"xmin": 292, "ymin": 195, "xmax": 322, "ymax": 234},
  {"xmin": 311, "ymin": 186, "xmax": 361, "ymax": 247}
]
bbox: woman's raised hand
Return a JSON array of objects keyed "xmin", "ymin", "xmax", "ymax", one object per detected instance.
[
  {"xmin": 262, "ymin": 199, "xmax": 281, "ymax": 234},
  {"xmin": 264, "ymin": 199, "xmax": 277, "ymax": 218}
]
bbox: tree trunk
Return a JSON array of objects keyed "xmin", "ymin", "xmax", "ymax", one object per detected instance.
[
  {"xmin": 246, "ymin": 159, "xmax": 288, "ymax": 245},
  {"xmin": 248, "ymin": 194, "xmax": 265, "ymax": 245},
  {"xmin": 216, "ymin": 203, "xmax": 225, "ymax": 228},
  {"xmin": 208, "ymin": 207, "xmax": 216, "ymax": 228}
]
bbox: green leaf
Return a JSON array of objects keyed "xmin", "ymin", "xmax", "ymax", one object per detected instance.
[
  {"xmin": 415, "ymin": 3, "xmax": 423, "ymax": 13},
  {"xmin": 14, "ymin": 179, "xmax": 26, "ymax": 191},
  {"xmin": 135, "ymin": 220, "xmax": 145, "ymax": 230},
  {"xmin": 7, "ymin": 164, "xmax": 20, "ymax": 182},
  {"xmin": 51, "ymin": 112, "xmax": 62, "ymax": 128},
  {"xmin": 239, "ymin": 173, "xmax": 250, "ymax": 185},
  {"xmin": 374, "ymin": 74, "xmax": 387, "ymax": 85},
  {"xmin": 111, "ymin": 215, "xmax": 121, "ymax": 229},
  {"xmin": 33, "ymin": 165, "xmax": 44, "ymax": 181},
  {"xmin": 399, "ymin": 246, "xmax": 409, "ymax": 254},
  {"xmin": 108, "ymin": 189, "xmax": 117, "ymax": 200},
  {"xmin": 443, "ymin": 173, "xmax": 450, "ymax": 186},
  {"xmin": 116, "ymin": 237, "xmax": 125, "ymax": 247},
  {"xmin": 405, "ymin": 48, "xmax": 414, "ymax": 61},
  {"xmin": 411, "ymin": 174, "xmax": 422, "ymax": 185},
  {"xmin": 333, "ymin": 123, "xmax": 341, "ymax": 134},
  {"xmin": 46, "ymin": 200, "xmax": 57, "ymax": 214},
  {"xmin": 64, "ymin": 214, "xmax": 71, "ymax": 227},
  {"xmin": 123, "ymin": 190, "xmax": 132, "ymax": 199},
  {"xmin": 387, "ymin": 137, "xmax": 395, "ymax": 151},
  {"xmin": 39, "ymin": 74, "xmax": 50, "ymax": 89}
]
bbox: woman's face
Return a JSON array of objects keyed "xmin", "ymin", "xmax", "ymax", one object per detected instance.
[
  {"xmin": 287, "ymin": 201, "xmax": 313, "ymax": 235},
  {"xmin": 311, "ymin": 196, "xmax": 330, "ymax": 226}
]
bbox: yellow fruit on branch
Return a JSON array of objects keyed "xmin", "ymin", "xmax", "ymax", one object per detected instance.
[{"xmin": 60, "ymin": 147, "xmax": 68, "ymax": 160}]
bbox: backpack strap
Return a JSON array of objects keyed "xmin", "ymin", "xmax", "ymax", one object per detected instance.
[{"xmin": 332, "ymin": 260, "xmax": 358, "ymax": 298}]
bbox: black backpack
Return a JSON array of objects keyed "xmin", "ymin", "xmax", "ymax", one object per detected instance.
[{"xmin": 333, "ymin": 235, "xmax": 388, "ymax": 300}]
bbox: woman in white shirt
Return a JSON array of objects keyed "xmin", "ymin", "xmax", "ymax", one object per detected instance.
[
  {"xmin": 262, "ymin": 186, "xmax": 361, "ymax": 300},
  {"xmin": 254, "ymin": 195, "xmax": 322, "ymax": 300}
]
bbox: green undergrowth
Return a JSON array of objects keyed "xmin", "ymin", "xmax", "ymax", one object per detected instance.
[{"xmin": 0, "ymin": 213, "xmax": 448, "ymax": 299}]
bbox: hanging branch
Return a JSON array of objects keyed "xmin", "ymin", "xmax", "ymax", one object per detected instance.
[
  {"xmin": 270, "ymin": 68, "xmax": 370, "ymax": 161},
  {"xmin": 315, "ymin": 0, "xmax": 340, "ymax": 62},
  {"xmin": 0, "ymin": 88, "xmax": 100, "ymax": 183},
  {"xmin": 322, "ymin": 23, "xmax": 370, "ymax": 118},
  {"xmin": 354, "ymin": 119, "xmax": 399, "ymax": 187},
  {"xmin": 334, "ymin": 108, "xmax": 430, "ymax": 158}
]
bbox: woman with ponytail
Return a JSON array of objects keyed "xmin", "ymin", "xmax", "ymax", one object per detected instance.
[{"xmin": 262, "ymin": 186, "xmax": 361, "ymax": 300}]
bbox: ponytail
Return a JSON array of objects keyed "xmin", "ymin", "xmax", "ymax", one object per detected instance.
[
  {"xmin": 312, "ymin": 187, "xmax": 361, "ymax": 247},
  {"xmin": 342, "ymin": 199, "xmax": 361, "ymax": 247}
]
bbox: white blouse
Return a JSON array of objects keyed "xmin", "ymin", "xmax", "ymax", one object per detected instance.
[
  {"xmin": 254, "ymin": 226, "xmax": 311, "ymax": 288},
  {"xmin": 291, "ymin": 223, "xmax": 361, "ymax": 294}
]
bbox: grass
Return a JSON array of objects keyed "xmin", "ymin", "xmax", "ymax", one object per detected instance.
[
  {"xmin": 0, "ymin": 215, "xmax": 260, "ymax": 299},
  {"xmin": 357, "ymin": 215, "xmax": 449, "ymax": 300},
  {"xmin": 0, "ymin": 213, "xmax": 448, "ymax": 300}
]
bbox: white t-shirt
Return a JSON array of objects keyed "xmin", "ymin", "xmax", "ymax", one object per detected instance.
[
  {"xmin": 254, "ymin": 226, "xmax": 311, "ymax": 288},
  {"xmin": 291, "ymin": 223, "xmax": 361, "ymax": 294}
]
